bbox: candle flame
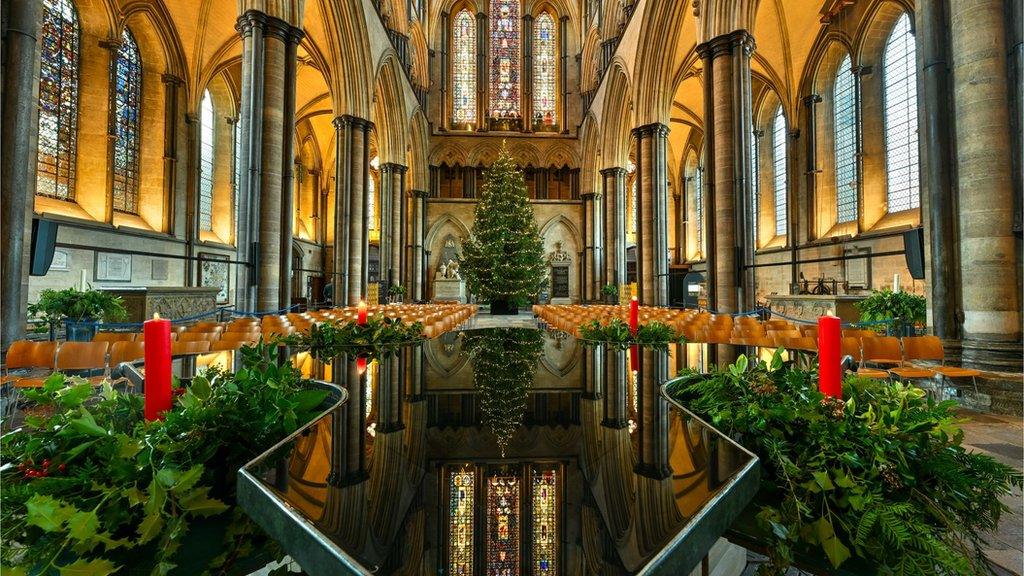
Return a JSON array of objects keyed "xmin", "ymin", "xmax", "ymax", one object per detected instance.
[
  {"xmin": 153, "ymin": 313, "xmax": 161, "ymax": 320},
  {"xmin": 358, "ymin": 300, "xmax": 367, "ymax": 309}
]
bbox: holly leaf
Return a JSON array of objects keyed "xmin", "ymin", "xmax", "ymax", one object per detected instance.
[
  {"xmin": 59, "ymin": 383, "xmax": 94, "ymax": 409},
  {"xmin": 125, "ymin": 486, "xmax": 146, "ymax": 507},
  {"xmin": 68, "ymin": 408, "xmax": 108, "ymax": 437},
  {"xmin": 57, "ymin": 558, "xmax": 118, "ymax": 576},
  {"xmin": 178, "ymin": 486, "xmax": 229, "ymax": 517},
  {"xmin": 67, "ymin": 510, "xmax": 99, "ymax": 541},
  {"xmin": 26, "ymin": 494, "xmax": 76, "ymax": 532},
  {"xmin": 292, "ymin": 389, "xmax": 329, "ymax": 413},
  {"xmin": 813, "ymin": 470, "xmax": 835, "ymax": 491},
  {"xmin": 150, "ymin": 562, "xmax": 177, "ymax": 576},
  {"xmin": 1, "ymin": 566, "xmax": 29, "ymax": 576},
  {"xmin": 156, "ymin": 468, "xmax": 180, "ymax": 489},
  {"xmin": 169, "ymin": 465, "xmax": 204, "ymax": 495},
  {"xmin": 137, "ymin": 511, "xmax": 164, "ymax": 545},
  {"xmin": 189, "ymin": 375, "xmax": 211, "ymax": 401},
  {"xmin": 822, "ymin": 534, "xmax": 851, "ymax": 568}
]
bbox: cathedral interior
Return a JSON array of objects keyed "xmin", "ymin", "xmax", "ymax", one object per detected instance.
[{"xmin": 0, "ymin": 0, "xmax": 1022, "ymax": 573}]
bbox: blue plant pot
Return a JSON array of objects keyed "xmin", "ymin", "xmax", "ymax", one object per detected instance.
[{"xmin": 65, "ymin": 318, "xmax": 98, "ymax": 342}]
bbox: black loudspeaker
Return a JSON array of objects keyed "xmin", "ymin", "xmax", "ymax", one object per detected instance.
[
  {"xmin": 903, "ymin": 228, "xmax": 925, "ymax": 280},
  {"xmin": 30, "ymin": 219, "xmax": 59, "ymax": 276},
  {"xmin": 668, "ymin": 271, "xmax": 687, "ymax": 306}
]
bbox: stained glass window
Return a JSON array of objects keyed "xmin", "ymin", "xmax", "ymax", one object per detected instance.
[
  {"xmin": 694, "ymin": 163, "xmax": 704, "ymax": 255},
  {"xmin": 882, "ymin": 13, "xmax": 919, "ymax": 212},
  {"xmin": 772, "ymin": 107, "xmax": 788, "ymax": 237},
  {"xmin": 486, "ymin": 472, "xmax": 520, "ymax": 575},
  {"xmin": 629, "ymin": 179, "xmax": 637, "ymax": 234},
  {"xmin": 449, "ymin": 467, "xmax": 475, "ymax": 575},
  {"xmin": 532, "ymin": 468, "xmax": 557, "ymax": 575},
  {"xmin": 368, "ymin": 170, "xmax": 377, "ymax": 230},
  {"xmin": 112, "ymin": 28, "xmax": 143, "ymax": 214},
  {"xmin": 489, "ymin": 0, "xmax": 521, "ymax": 119},
  {"xmin": 750, "ymin": 128, "xmax": 760, "ymax": 247},
  {"xmin": 452, "ymin": 10, "xmax": 477, "ymax": 126},
  {"xmin": 36, "ymin": 0, "xmax": 81, "ymax": 201},
  {"xmin": 199, "ymin": 90, "xmax": 215, "ymax": 231},
  {"xmin": 533, "ymin": 13, "xmax": 557, "ymax": 127},
  {"xmin": 834, "ymin": 54, "xmax": 858, "ymax": 223}
]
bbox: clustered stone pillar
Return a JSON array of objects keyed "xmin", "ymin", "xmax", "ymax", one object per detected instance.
[
  {"xmin": 949, "ymin": 0, "xmax": 1022, "ymax": 370},
  {"xmin": 632, "ymin": 123, "xmax": 670, "ymax": 305},
  {"xmin": 696, "ymin": 30, "xmax": 755, "ymax": 327},
  {"xmin": 345, "ymin": 117, "xmax": 373, "ymax": 305},
  {"xmin": 1, "ymin": 0, "xmax": 40, "ymax": 350},
  {"xmin": 559, "ymin": 16, "xmax": 570, "ymax": 133},
  {"xmin": 580, "ymin": 192, "xmax": 594, "ymax": 299},
  {"xmin": 601, "ymin": 167, "xmax": 627, "ymax": 289},
  {"xmin": 382, "ymin": 163, "xmax": 406, "ymax": 289},
  {"xmin": 635, "ymin": 348, "xmax": 670, "ymax": 479},
  {"xmin": 439, "ymin": 12, "xmax": 450, "ymax": 130},
  {"xmin": 411, "ymin": 190, "xmax": 429, "ymax": 301},
  {"xmin": 602, "ymin": 348, "xmax": 627, "ymax": 429},
  {"xmin": 379, "ymin": 162, "xmax": 394, "ymax": 290},
  {"xmin": 235, "ymin": 11, "xmax": 303, "ymax": 311}
]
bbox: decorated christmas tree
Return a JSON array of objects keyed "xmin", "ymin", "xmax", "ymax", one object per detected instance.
[{"xmin": 461, "ymin": 143, "xmax": 547, "ymax": 312}]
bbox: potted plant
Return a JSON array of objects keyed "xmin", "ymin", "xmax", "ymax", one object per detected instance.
[
  {"xmin": 601, "ymin": 283, "xmax": 619, "ymax": 304},
  {"xmin": 28, "ymin": 287, "xmax": 128, "ymax": 342},
  {"xmin": 388, "ymin": 284, "xmax": 407, "ymax": 304},
  {"xmin": 854, "ymin": 289, "xmax": 925, "ymax": 336}
]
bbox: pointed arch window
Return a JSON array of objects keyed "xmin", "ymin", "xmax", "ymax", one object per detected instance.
[
  {"xmin": 772, "ymin": 107, "xmax": 788, "ymax": 237},
  {"xmin": 834, "ymin": 53, "xmax": 858, "ymax": 223},
  {"xmin": 882, "ymin": 13, "xmax": 919, "ymax": 212},
  {"xmin": 486, "ymin": 472, "xmax": 521, "ymax": 573},
  {"xmin": 533, "ymin": 12, "xmax": 557, "ymax": 127},
  {"xmin": 451, "ymin": 9, "xmax": 477, "ymax": 126},
  {"xmin": 112, "ymin": 28, "xmax": 143, "ymax": 214},
  {"xmin": 36, "ymin": 0, "xmax": 81, "ymax": 201},
  {"xmin": 198, "ymin": 90, "xmax": 215, "ymax": 232},
  {"xmin": 489, "ymin": 0, "xmax": 521, "ymax": 119},
  {"xmin": 448, "ymin": 467, "xmax": 475, "ymax": 575}
]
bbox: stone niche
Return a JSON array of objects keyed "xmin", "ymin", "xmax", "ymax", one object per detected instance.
[{"xmin": 547, "ymin": 242, "xmax": 572, "ymax": 304}]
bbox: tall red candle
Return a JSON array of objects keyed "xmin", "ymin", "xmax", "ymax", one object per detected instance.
[
  {"xmin": 357, "ymin": 300, "xmax": 368, "ymax": 326},
  {"xmin": 144, "ymin": 313, "xmax": 172, "ymax": 421},
  {"xmin": 356, "ymin": 355, "xmax": 368, "ymax": 375},
  {"xmin": 817, "ymin": 315, "xmax": 842, "ymax": 398},
  {"xmin": 629, "ymin": 344, "xmax": 639, "ymax": 372},
  {"xmin": 629, "ymin": 297, "xmax": 639, "ymax": 336}
]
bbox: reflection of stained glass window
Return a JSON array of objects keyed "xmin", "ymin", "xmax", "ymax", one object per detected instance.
[
  {"xmin": 452, "ymin": 10, "xmax": 476, "ymax": 126},
  {"xmin": 882, "ymin": 13, "xmax": 919, "ymax": 212},
  {"xmin": 532, "ymin": 468, "xmax": 557, "ymax": 575},
  {"xmin": 112, "ymin": 28, "xmax": 143, "ymax": 214},
  {"xmin": 629, "ymin": 179, "xmax": 637, "ymax": 234},
  {"xmin": 694, "ymin": 163, "xmax": 704, "ymax": 255},
  {"xmin": 489, "ymin": 0, "xmax": 520, "ymax": 119},
  {"xmin": 533, "ymin": 13, "xmax": 556, "ymax": 126},
  {"xmin": 449, "ymin": 467, "xmax": 475, "ymax": 575},
  {"xmin": 834, "ymin": 53, "xmax": 858, "ymax": 223},
  {"xmin": 772, "ymin": 107, "xmax": 788, "ymax": 237},
  {"xmin": 36, "ymin": 0, "xmax": 81, "ymax": 201},
  {"xmin": 486, "ymin": 472, "xmax": 520, "ymax": 575},
  {"xmin": 368, "ymin": 171, "xmax": 377, "ymax": 230},
  {"xmin": 199, "ymin": 90, "xmax": 215, "ymax": 231}
]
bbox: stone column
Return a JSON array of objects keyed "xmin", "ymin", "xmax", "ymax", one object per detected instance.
[
  {"xmin": 601, "ymin": 168, "xmax": 625, "ymax": 287},
  {"xmin": 915, "ymin": 0, "xmax": 960, "ymax": 341},
  {"xmin": 398, "ymin": 167, "xmax": 409, "ymax": 288},
  {"xmin": 277, "ymin": 27, "xmax": 303, "ymax": 309},
  {"xmin": 633, "ymin": 123, "xmax": 670, "ymax": 305},
  {"xmin": 385, "ymin": 163, "xmax": 406, "ymax": 288},
  {"xmin": 802, "ymin": 95, "xmax": 821, "ymax": 243},
  {"xmin": 235, "ymin": 14, "xmax": 263, "ymax": 309},
  {"xmin": 475, "ymin": 11, "xmax": 488, "ymax": 130},
  {"xmin": 580, "ymin": 192, "xmax": 594, "ymax": 299},
  {"xmin": 950, "ymin": 0, "xmax": 1022, "ymax": 370},
  {"xmin": 332, "ymin": 116, "xmax": 351, "ymax": 305},
  {"xmin": 593, "ymin": 189, "xmax": 605, "ymax": 294},
  {"xmin": 345, "ymin": 117, "xmax": 373, "ymax": 305},
  {"xmin": 1, "ymin": 0, "xmax": 40, "ymax": 350},
  {"xmin": 696, "ymin": 30, "xmax": 755, "ymax": 320},
  {"xmin": 602, "ymin": 348, "xmax": 627, "ymax": 429},
  {"xmin": 161, "ymin": 75, "xmax": 183, "ymax": 237},
  {"xmin": 378, "ymin": 162, "xmax": 394, "ymax": 290},
  {"xmin": 522, "ymin": 14, "xmax": 534, "ymax": 132}
]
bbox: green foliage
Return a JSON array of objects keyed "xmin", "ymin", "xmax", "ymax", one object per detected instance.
[
  {"xmin": 28, "ymin": 287, "xmax": 128, "ymax": 328},
  {"xmin": 387, "ymin": 284, "xmax": 407, "ymax": 296},
  {"xmin": 667, "ymin": 353, "xmax": 1022, "ymax": 575},
  {"xmin": 600, "ymin": 284, "xmax": 619, "ymax": 297},
  {"xmin": 461, "ymin": 145, "xmax": 548, "ymax": 303},
  {"xmin": 855, "ymin": 289, "xmax": 926, "ymax": 330},
  {"xmin": 1, "ymin": 342, "xmax": 330, "ymax": 575},
  {"xmin": 277, "ymin": 315, "xmax": 424, "ymax": 360},
  {"xmin": 462, "ymin": 328, "xmax": 545, "ymax": 455},
  {"xmin": 577, "ymin": 318, "xmax": 685, "ymax": 350}
]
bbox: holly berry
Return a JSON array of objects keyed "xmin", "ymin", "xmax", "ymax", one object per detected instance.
[
  {"xmin": 42, "ymin": 459, "xmax": 50, "ymax": 469},
  {"xmin": 58, "ymin": 463, "xmax": 66, "ymax": 472}
]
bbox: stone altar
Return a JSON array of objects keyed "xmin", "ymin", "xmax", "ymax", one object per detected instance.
[
  {"xmin": 765, "ymin": 294, "xmax": 867, "ymax": 324},
  {"xmin": 433, "ymin": 279, "xmax": 466, "ymax": 303},
  {"xmin": 103, "ymin": 287, "xmax": 222, "ymax": 322}
]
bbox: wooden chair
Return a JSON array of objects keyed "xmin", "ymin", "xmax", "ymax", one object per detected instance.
[
  {"xmin": 2, "ymin": 341, "xmax": 58, "ymax": 386},
  {"xmin": 93, "ymin": 332, "xmax": 136, "ymax": 343},
  {"xmin": 210, "ymin": 340, "xmax": 245, "ymax": 351},
  {"xmin": 897, "ymin": 336, "xmax": 980, "ymax": 384},
  {"xmin": 841, "ymin": 337, "xmax": 888, "ymax": 379},
  {"xmin": 219, "ymin": 332, "xmax": 259, "ymax": 343},
  {"xmin": 171, "ymin": 341, "xmax": 211, "ymax": 355},
  {"xmin": 178, "ymin": 332, "xmax": 221, "ymax": 342},
  {"xmin": 860, "ymin": 336, "xmax": 902, "ymax": 367},
  {"xmin": 137, "ymin": 332, "xmax": 179, "ymax": 342},
  {"xmin": 54, "ymin": 341, "xmax": 110, "ymax": 384},
  {"xmin": 188, "ymin": 321, "xmax": 224, "ymax": 332},
  {"xmin": 109, "ymin": 341, "xmax": 146, "ymax": 365}
]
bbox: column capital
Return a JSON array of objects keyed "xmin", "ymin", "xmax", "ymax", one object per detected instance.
[
  {"xmin": 262, "ymin": 15, "xmax": 293, "ymax": 41},
  {"xmin": 380, "ymin": 162, "xmax": 408, "ymax": 174},
  {"xmin": 522, "ymin": 13, "xmax": 534, "ymax": 23},
  {"xmin": 340, "ymin": 114, "xmax": 374, "ymax": 131},
  {"xmin": 236, "ymin": 10, "xmax": 267, "ymax": 36},
  {"xmin": 600, "ymin": 166, "xmax": 628, "ymax": 177},
  {"xmin": 695, "ymin": 29, "xmax": 755, "ymax": 60},
  {"xmin": 161, "ymin": 73, "xmax": 184, "ymax": 85},
  {"xmin": 580, "ymin": 191, "xmax": 597, "ymax": 200},
  {"xmin": 410, "ymin": 189, "xmax": 429, "ymax": 198},
  {"xmin": 98, "ymin": 38, "xmax": 122, "ymax": 51},
  {"xmin": 802, "ymin": 94, "xmax": 822, "ymax": 106},
  {"xmin": 631, "ymin": 122, "xmax": 670, "ymax": 139}
]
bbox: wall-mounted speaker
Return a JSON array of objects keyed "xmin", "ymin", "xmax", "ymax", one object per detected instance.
[
  {"xmin": 30, "ymin": 218, "xmax": 59, "ymax": 276},
  {"xmin": 903, "ymin": 228, "xmax": 925, "ymax": 280}
]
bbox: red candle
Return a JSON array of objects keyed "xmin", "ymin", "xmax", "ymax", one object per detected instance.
[
  {"xmin": 629, "ymin": 297, "xmax": 639, "ymax": 336},
  {"xmin": 356, "ymin": 355, "xmax": 368, "ymax": 375},
  {"xmin": 629, "ymin": 344, "xmax": 639, "ymax": 372},
  {"xmin": 817, "ymin": 315, "xmax": 842, "ymax": 398},
  {"xmin": 357, "ymin": 301, "xmax": 368, "ymax": 326},
  {"xmin": 143, "ymin": 313, "xmax": 172, "ymax": 421}
]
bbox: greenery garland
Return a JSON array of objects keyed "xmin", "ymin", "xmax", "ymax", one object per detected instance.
[
  {"xmin": 855, "ymin": 289, "xmax": 926, "ymax": 332},
  {"xmin": 576, "ymin": 318, "xmax": 685, "ymax": 349},
  {"xmin": 667, "ymin": 352, "xmax": 1022, "ymax": 575},
  {"xmin": 0, "ymin": 343, "xmax": 330, "ymax": 575},
  {"xmin": 276, "ymin": 316, "xmax": 424, "ymax": 360},
  {"xmin": 462, "ymin": 328, "xmax": 545, "ymax": 455}
]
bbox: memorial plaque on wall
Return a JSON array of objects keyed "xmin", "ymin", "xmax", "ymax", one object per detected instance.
[{"xmin": 551, "ymin": 267, "xmax": 570, "ymax": 298}]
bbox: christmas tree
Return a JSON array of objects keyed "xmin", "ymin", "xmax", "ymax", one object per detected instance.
[{"xmin": 461, "ymin": 144, "xmax": 547, "ymax": 311}]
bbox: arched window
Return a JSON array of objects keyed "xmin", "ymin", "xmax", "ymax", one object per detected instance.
[
  {"xmin": 882, "ymin": 13, "xmax": 919, "ymax": 212},
  {"xmin": 489, "ymin": 0, "xmax": 521, "ymax": 119},
  {"xmin": 198, "ymin": 90, "xmax": 215, "ymax": 232},
  {"xmin": 533, "ymin": 12, "xmax": 557, "ymax": 127},
  {"xmin": 112, "ymin": 28, "xmax": 143, "ymax": 214},
  {"xmin": 368, "ymin": 169, "xmax": 377, "ymax": 230},
  {"xmin": 772, "ymin": 107, "xmax": 788, "ymax": 237},
  {"xmin": 629, "ymin": 178, "xmax": 637, "ymax": 234},
  {"xmin": 36, "ymin": 0, "xmax": 81, "ymax": 201},
  {"xmin": 451, "ymin": 9, "xmax": 477, "ymax": 126},
  {"xmin": 750, "ymin": 127, "xmax": 760, "ymax": 246},
  {"xmin": 694, "ymin": 163, "xmax": 704, "ymax": 255},
  {"xmin": 834, "ymin": 53, "xmax": 858, "ymax": 223}
]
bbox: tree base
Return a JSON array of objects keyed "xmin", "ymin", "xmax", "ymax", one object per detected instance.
[{"xmin": 489, "ymin": 300, "xmax": 519, "ymax": 315}]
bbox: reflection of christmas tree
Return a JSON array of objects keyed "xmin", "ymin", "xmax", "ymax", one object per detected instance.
[
  {"xmin": 463, "ymin": 328, "xmax": 544, "ymax": 455},
  {"xmin": 461, "ymin": 144, "xmax": 547, "ymax": 307}
]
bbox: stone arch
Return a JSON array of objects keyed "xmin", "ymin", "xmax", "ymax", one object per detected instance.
[
  {"xmin": 407, "ymin": 109, "xmax": 430, "ymax": 191},
  {"xmin": 580, "ymin": 26, "xmax": 602, "ymax": 93},
  {"xmin": 408, "ymin": 21, "xmax": 430, "ymax": 89},
  {"xmin": 600, "ymin": 63, "xmax": 633, "ymax": 169},
  {"xmin": 120, "ymin": 0, "xmax": 188, "ymax": 78},
  {"xmin": 371, "ymin": 52, "xmax": 409, "ymax": 164},
  {"xmin": 539, "ymin": 214, "xmax": 582, "ymax": 302},
  {"xmin": 579, "ymin": 113, "xmax": 601, "ymax": 194},
  {"xmin": 425, "ymin": 213, "xmax": 472, "ymax": 249}
]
